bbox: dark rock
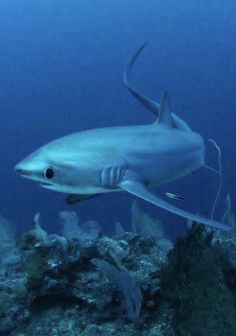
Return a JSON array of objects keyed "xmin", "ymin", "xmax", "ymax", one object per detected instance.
[
  {"xmin": 160, "ymin": 224, "xmax": 236, "ymax": 336},
  {"xmin": 0, "ymin": 324, "xmax": 16, "ymax": 335}
]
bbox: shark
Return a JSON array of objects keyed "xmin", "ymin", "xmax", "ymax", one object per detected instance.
[{"xmin": 15, "ymin": 43, "xmax": 230, "ymax": 231}]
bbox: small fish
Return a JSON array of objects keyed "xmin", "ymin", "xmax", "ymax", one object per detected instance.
[{"xmin": 165, "ymin": 192, "xmax": 186, "ymax": 201}]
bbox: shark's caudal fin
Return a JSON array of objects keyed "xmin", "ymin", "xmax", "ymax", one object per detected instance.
[
  {"xmin": 120, "ymin": 180, "xmax": 231, "ymax": 231},
  {"xmin": 124, "ymin": 43, "xmax": 191, "ymax": 131},
  {"xmin": 123, "ymin": 42, "xmax": 161, "ymax": 117}
]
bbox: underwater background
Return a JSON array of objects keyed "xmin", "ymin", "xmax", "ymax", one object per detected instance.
[
  {"xmin": 1, "ymin": 1, "xmax": 236, "ymax": 335},
  {"xmin": 0, "ymin": 0, "xmax": 236, "ymax": 236}
]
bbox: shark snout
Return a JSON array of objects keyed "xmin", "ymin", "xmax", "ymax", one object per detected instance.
[
  {"xmin": 14, "ymin": 158, "xmax": 49, "ymax": 183},
  {"xmin": 15, "ymin": 166, "xmax": 24, "ymax": 174},
  {"xmin": 15, "ymin": 163, "xmax": 28, "ymax": 176},
  {"xmin": 14, "ymin": 160, "xmax": 36, "ymax": 178}
]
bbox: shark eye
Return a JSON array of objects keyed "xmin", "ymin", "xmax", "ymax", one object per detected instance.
[{"xmin": 45, "ymin": 167, "xmax": 54, "ymax": 179}]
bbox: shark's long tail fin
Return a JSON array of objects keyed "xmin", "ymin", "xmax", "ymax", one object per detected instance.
[
  {"xmin": 124, "ymin": 43, "xmax": 192, "ymax": 132},
  {"xmin": 123, "ymin": 42, "xmax": 161, "ymax": 116}
]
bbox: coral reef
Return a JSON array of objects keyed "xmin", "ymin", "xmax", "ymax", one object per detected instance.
[
  {"xmin": 1, "ymin": 206, "xmax": 236, "ymax": 335},
  {"xmin": 92, "ymin": 252, "xmax": 143, "ymax": 321}
]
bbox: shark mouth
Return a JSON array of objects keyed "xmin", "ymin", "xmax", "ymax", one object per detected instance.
[
  {"xmin": 40, "ymin": 183, "xmax": 58, "ymax": 190},
  {"xmin": 40, "ymin": 183, "xmax": 78, "ymax": 193}
]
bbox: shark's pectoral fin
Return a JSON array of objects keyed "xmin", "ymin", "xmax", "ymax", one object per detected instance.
[
  {"xmin": 119, "ymin": 180, "xmax": 231, "ymax": 231},
  {"xmin": 66, "ymin": 193, "xmax": 100, "ymax": 204}
]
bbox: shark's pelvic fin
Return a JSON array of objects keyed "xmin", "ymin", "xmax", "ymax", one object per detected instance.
[
  {"xmin": 204, "ymin": 164, "xmax": 219, "ymax": 174},
  {"xmin": 159, "ymin": 90, "xmax": 173, "ymax": 127},
  {"xmin": 66, "ymin": 193, "xmax": 100, "ymax": 204},
  {"xmin": 120, "ymin": 179, "xmax": 231, "ymax": 231}
]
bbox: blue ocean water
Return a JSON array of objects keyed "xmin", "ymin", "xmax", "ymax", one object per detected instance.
[{"xmin": 0, "ymin": 0, "xmax": 235, "ymax": 237}]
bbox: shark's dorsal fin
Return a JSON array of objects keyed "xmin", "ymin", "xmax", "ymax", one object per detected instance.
[{"xmin": 159, "ymin": 90, "xmax": 173, "ymax": 126}]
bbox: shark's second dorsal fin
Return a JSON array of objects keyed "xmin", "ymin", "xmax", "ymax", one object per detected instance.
[{"xmin": 159, "ymin": 90, "xmax": 173, "ymax": 127}]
